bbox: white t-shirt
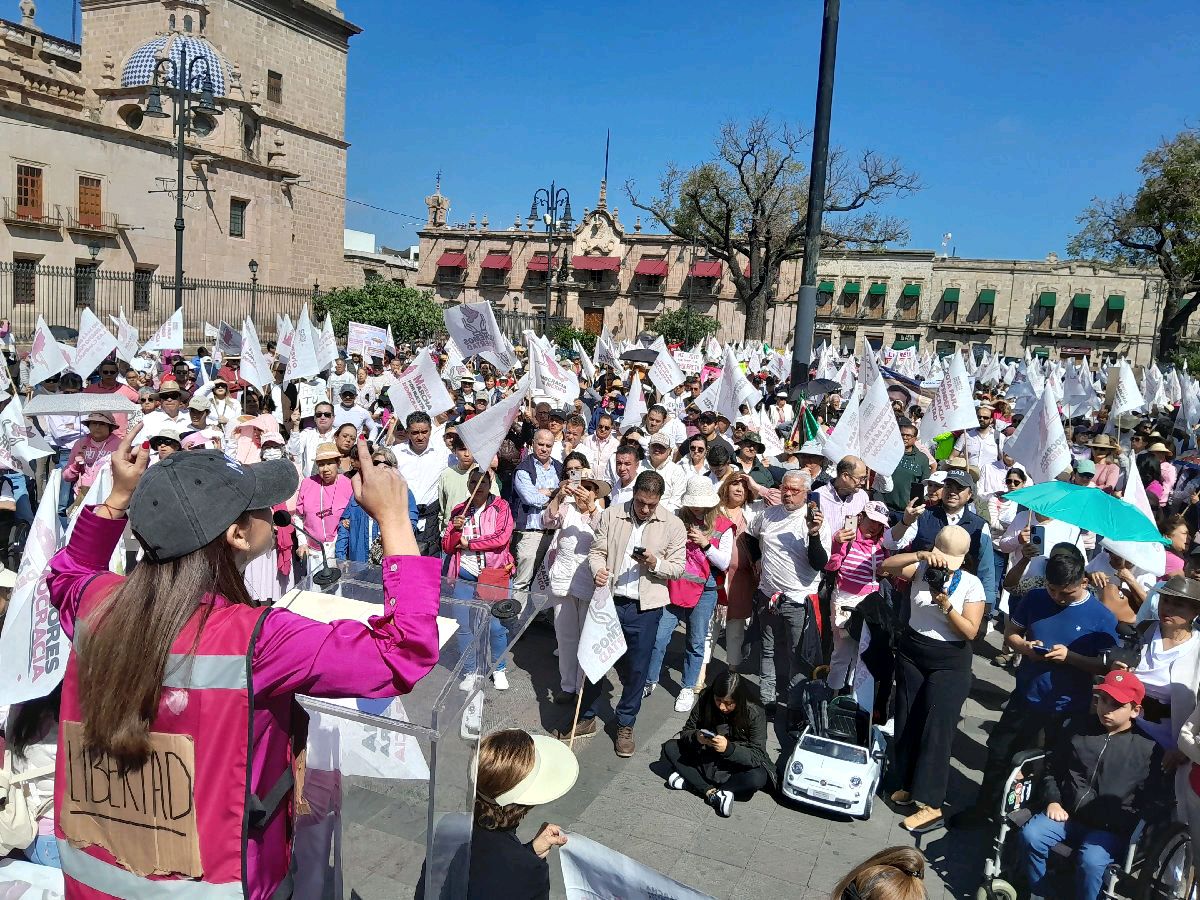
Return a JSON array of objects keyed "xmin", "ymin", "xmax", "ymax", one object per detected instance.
[{"xmin": 909, "ymin": 562, "xmax": 986, "ymax": 642}]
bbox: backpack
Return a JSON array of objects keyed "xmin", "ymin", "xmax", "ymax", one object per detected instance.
[{"xmin": 0, "ymin": 759, "xmax": 55, "ymax": 854}]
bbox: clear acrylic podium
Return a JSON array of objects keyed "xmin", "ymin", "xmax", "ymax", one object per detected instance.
[{"xmin": 283, "ymin": 562, "xmax": 552, "ymax": 900}]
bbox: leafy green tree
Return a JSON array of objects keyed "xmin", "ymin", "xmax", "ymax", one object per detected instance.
[
  {"xmin": 651, "ymin": 307, "xmax": 720, "ymax": 346},
  {"xmin": 1069, "ymin": 129, "xmax": 1200, "ymax": 359},
  {"xmin": 627, "ymin": 117, "xmax": 919, "ymax": 342},
  {"xmin": 1165, "ymin": 342, "xmax": 1200, "ymax": 374},
  {"xmin": 548, "ymin": 323, "xmax": 596, "ymax": 354},
  {"xmin": 315, "ymin": 282, "xmax": 444, "ymax": 345}
]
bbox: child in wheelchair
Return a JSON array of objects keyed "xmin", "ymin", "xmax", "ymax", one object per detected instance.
[{"xmin": 1017, "ymin": 670, "xmax": 1171, "ymax": 900}]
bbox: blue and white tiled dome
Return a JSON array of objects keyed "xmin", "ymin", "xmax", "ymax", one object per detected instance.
[{"xmin": 121, "ymin": 35, "xmax": 228, "ymax": 95}]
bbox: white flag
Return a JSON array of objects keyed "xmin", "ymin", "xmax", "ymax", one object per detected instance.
[
  {"xmin": 857, "ymin": 375, "xmax": 904, "ymax": 475},
  {"xmin": 525, "ymin": 332, "xmax": 579, "ymax": 405},
  {"xmin": 315, "ymin": 313, "xmax": 339, "ymax": 372},
  {"xmin": 0, "ymin": 470, "xmax": 66, "ymax": 705},
  {"xmin": 560, "ymin": 833, "xmax": 714, "ymax": 900},
  {"xmin": 648, "ymin": 337, "xmax": 686, "ymax": 395},
  {"xmin": 109, "ymin": 309, "xmax": 140, "ymax": 364},
  {"xmin": 458, "ymin": 376, "xmax": 530, "ymax": 472},
  {"xmin": 70, "ymin": 308, "xmax": 118, "ymax": 378},
  {"xmin": 573, "ymin": 340, "xmax": 596, "ymax": 383},
  {"xmin": 823, "ymin": 384, "xmax": 862, "ymax": 463},
  {"xmin": 240, "ymin": 318, "xmax": 273, "ymax": 390},
  {"xmin": 445, "ymin": 302, "xmax": 515, "ymax": 372},
  {"xmin": 141, "ymin": 307, "xmax": 183, "ymax": 353},
  {"xmin": 620, "ymin": 373, "xmax": 647, "ymax": 431},
  {"xmin": 918, "ymin": 351, "xmax": 977, "ymax": 441},
  {"xmin": 576, "ymin": 585, "xmax": 628, "ymax": 684},
  {"xmin": 1004, "ymin": 390, "xmax": 1071, "ymax": 485},
  {"xmin": 217, "ymin": 320, "xmax": 243, "ymax": 357},
  {"xmin": 388, "ymin": 350, "xmax": 455, "ymax": 422},
  {"xmin": 28, "ymin": 316, "xmax": 72, "ymax": 385},
  {"xmin": 284, "ymin": 305, "xmax": 321, "ymax": 384},
  {"xmin": 1110, "ymin": 361, "xmax": 1145, "ymax": 416},
  {"xmin": 277, "ymin": 313, "xmax": 294, "ymax": 361},
  {"xmin": 594, "ymin": 327, "xmax": 620, "ymax": 370},
  {"xmin": 0, "ymin": 395, "xmax": 53, "ymax": 476},
  {"xmin": 704, "ymin": 335, "xmax": 722, "ymax": 362},
  {"xmin": 715, "ymin": 345, "xmax": 759, "ymax": 423},
  {"xmin": 385, "ymin": 323, "xmax": 396, "ymax": 355}
]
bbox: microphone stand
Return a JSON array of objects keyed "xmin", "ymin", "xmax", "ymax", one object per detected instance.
[{"xmin": 275, "ymin": 509, "xmax": 341, "ymax": 589}]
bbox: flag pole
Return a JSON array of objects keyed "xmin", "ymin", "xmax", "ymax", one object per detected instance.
[{"xmin": 568, "ymin": 665, "xmax": 586, "ymax": 751}]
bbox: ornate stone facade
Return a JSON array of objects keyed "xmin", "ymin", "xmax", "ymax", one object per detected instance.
[
  {"xmin": 0, "ymin": 0, "xmax": 358, "ymax": 290},
  {"xmin": 417, "ymin": 183, "xmax": 1192, "ymax": 366}
]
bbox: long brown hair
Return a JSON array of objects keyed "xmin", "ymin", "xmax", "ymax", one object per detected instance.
[
  {"xmin": 473, "ymin": 729, "xmax": 536, "ymax": 831},
  {"xmin": 78, "ymin": 521, "xmax": 255, "ymax": 772},
  {"xmin": 831, "ymin": 847, "xmax": 926, "ymax": 900}
]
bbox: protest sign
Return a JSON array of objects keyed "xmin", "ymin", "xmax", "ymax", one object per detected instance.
[
  {"xmin": 1004, "ymin": 389, "xmax": 1071, "ymax": 484},
  {"xmin": 673, "ymin": 349, "xmax": 702, "ymax": 375},
  {"xmin": 141, "ymin": 308, "xmax": 184, "ymax": 353},
  {"xmin": 28, "ymin": 316, "xmax": 72, "ymax": 385},
  {"xmin": 297, "ymin": 382, "xmax": 325, "ymax": 419},
  {"xmin": 560, "ymin": 833, "xmax": 714, "ymax": 900},
  {"xmin": 918, "ymin": 351, "xmax": 977, "ymax": 441},
  {"xmin": 347, "ymin": 321, "xmax": 387, "ymax": 359},
  {"xmin": 71, "ymin": 308, "xmax": 119, "ymax": 378},
  {"xmin": 459, "ymin": 376, "xmax": 530, "ymax": 473},
  {"xmin": 390, "ymin": 350, "xmax": 455, "ymax": 421},
  {"xmin": 284, "ymin": 305, "xmax": 321, "ymax": 384},
  {"xmin": 0, "ymin": 470, "xmax": 65, "ymax": 705},
  {"xmin": 217, "ymin": 320, "xmax": 243, "ymax": 357},
  {"xmin": 577, "ymin": 586, "xmax": 628, "ymax": 684}
]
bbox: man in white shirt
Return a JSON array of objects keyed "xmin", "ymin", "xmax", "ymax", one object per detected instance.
[
  {"xmin": 579, "ymin": 413, "xmax": 619, "ymax": 474},
  {"xmin": 290, "ymin": 401, "xmax": 339, "ymax": 476},
  {"xmin": 644, "ymin": 433, "xmax": 687, "ymax": 511},
  {"xmin": 332, "ymin": 384, "xmax": 376, "ymax": 439},
  {"xmin": 609, "ymin": 445, "xmax": 643, "ymax": 507},
  {"xmin": 394, "ymin": 411, "xmax": 445, "ymax": 556},
  {"xmin": 326, "ymin": 357, "xmax": 355, "ymax": 398},
  {"xmin": 748, "ymin": 470, "xmax": 831, "ymax": 709},
  {"xmin": 138, "ymin": 378, "xmax": 190, "ymax": 440},
  {"xmin": 642, "ymin": 405, "xmax": 678, "ymax": 451}
]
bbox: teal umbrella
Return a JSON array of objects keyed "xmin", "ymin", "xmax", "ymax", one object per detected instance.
[{"xmin": 1004, "ymin": 482, "xmax": 1165, "ymax": 544}]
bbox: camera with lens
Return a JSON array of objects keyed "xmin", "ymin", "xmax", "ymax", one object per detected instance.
[
  {"xmin": 924, "ymin": 566, "xmax": 950, "ymax": 595},
  {"xmin": 1100, "ymin": 622, "xmax": 1143, "ymax": 671}
]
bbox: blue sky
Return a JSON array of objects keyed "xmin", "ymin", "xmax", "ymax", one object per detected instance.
[{"xmin": 41, "ymin": 1, "xmax": 1200, "ymax": 259}]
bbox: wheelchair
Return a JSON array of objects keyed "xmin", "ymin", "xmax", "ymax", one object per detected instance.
[{"xmin": 975, "ymin": 750, "xmax": 1195, "ymax": 900}]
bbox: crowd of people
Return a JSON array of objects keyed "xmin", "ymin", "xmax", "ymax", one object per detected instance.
[{"xmin": 0, "ymin": 326, "xmax": 1198, "ymax": 900}]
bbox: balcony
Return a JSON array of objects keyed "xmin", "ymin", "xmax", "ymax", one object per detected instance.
[
  {"xmin": 576, "ymin": 275, "xmax": 618, "ymax": 293},
  {"xmin": 3, "ymin": 198, "xmax": 62, "ymax": 230},
  {"xmin": 65, "ymin": 208, "xmax": 120, "ymax": 236},
  {"xmin": 632, "ymin": 276, "xmax": 664, "ymax": 295},
  {"xmin": 477, "ymin": 273, "xmax": 510, "ymax": 289},
  {"xmin": 435, "ymin": 269, "xmax": 468, "ymax": 287}
]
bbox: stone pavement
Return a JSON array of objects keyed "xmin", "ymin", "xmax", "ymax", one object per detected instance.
[{"xmin": 336, "ymin": 619, "xmax": 1014, "ymax": 899}]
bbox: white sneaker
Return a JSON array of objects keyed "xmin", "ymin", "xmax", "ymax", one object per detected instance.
[
  {"xmin": 674, "ymin": 687, "xmax": 695, "ymax": 713},
  {"xmin": 492, "ymin": 670, "xmax": 509, "ymax": 691},
  {"xmin": 642, "ymin": 683, "xmax": 656, "ymax": 699},
  {"xmin": 666, "ymin": 772, "xmax": 687, "ymax": 790},
  {"xmin": 458, "ymin": 674, "xmax": 480, "ymax": 692}
]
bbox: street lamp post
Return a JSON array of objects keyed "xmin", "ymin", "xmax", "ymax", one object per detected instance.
[
  {"xmin": 528, "ymin": 182, "xmax": 573, "ymax": 334},
  {"xmin": 141, "ymin": 43, "xmax": 222, "ymax": 313},
  {"xmin": 248, "ymin": 258, "xmax": 259, "ymax": 327}
]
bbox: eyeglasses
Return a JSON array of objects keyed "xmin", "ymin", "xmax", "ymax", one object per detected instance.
[
  {"xmin": 689, "ymin": 446, "xmax": 706, "ymax": 453},
  {"xmin": 315, "ymin": 411, "xmax": 334, "ymax": 419}
]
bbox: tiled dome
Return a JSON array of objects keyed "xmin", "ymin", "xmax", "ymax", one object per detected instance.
[{"xmin": 121, "ymin": 34, "xmax": 228, "ymax": 95}]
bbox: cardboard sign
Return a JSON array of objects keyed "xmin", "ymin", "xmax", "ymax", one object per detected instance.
[
  {"xmin": 347, "ymin": 322, "xmax": 387, "ymax": 359},
  {"xmin": 297, "ymin": 382, "xmax": 325, "ymax": 420},
  {"xmin": 673, "ymin": 350, "xmax": 702, "ymax": 375},
  {"xmin": 61, "ymin": 721, "xmax": 202, "ymax": 878}
]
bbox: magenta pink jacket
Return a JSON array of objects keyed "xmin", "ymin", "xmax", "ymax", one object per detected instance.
[
  {"xmin": 48, "ymin": 505, "xmax": 442, "ymax": 899},
  {"xmin": 441, "ymin": 495, "xmax": 515, "ymax": 581}
]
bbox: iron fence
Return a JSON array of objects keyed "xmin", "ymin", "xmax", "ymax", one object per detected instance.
[
  {"xmin": 0, "ymin": 262, "xmax": 318, "ymax": 346},
  {"xmin": 493, "ymin": 309, "xmax": 568, "ymax": 343}
]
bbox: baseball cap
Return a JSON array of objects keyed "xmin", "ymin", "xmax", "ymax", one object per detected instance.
[
  {"xmin": 924, "ymin": 470, "xmax": 948, "ymax": 486},
  {"xmin": 862, "ymin": 501, "xmax": 890, "ymax": 526},
  {"xmin": 188, "ymin": 395, "xmax": 211, "ymax": 412},
  {"xmin": 1074, "ymin": 459, "xmax": 1097, "ymax": 476},
  {"xmin": 647, "ymin": 432, "xmax": 672, "ymax": 449},
  {"xmin": 1094, "ymin": 670, "xmax": 1145, "ymax": 707},
  {"xmin": 129, "ymin": 450, "xmax": 299, "ymax": 562},
  {"xmin": 933, "ymin": 524, "xmax": 971, "ymax": 571},
  {"xmin": 943, "ymin": 467, "xmax": 975, "ymax": 490},
  {"xmin": 339, "ymin": 383, "xmax": 358, "ymax": 397},
  {"xmin": 798, "ymin": 440, "xmax": 824, "ymax": 457}
]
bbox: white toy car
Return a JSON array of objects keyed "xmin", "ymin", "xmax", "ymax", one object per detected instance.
[{"xmin": 780, "ymin": 724, "xmax": 886, "ymax": 819}]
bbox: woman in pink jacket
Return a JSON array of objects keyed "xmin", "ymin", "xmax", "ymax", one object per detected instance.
[
  {"xmin": 61, "ymin": 412, "xmax": 122, "ymax": 499},
  {"xmin": 47, "ymin": 426, "xmax": 440, "ymax": 899},
  {"xmin": 442, "ymin": 467, "xmax": 516, "ymax": 690}
]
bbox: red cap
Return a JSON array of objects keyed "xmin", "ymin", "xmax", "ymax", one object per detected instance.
[{"xmin": 1094, "ymin": 670, "xmax": 1145, "ymax": 706}]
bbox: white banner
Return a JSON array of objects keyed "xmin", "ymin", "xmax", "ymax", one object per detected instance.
[
  {"xmin": 71, "ymin": 308, "xmax": 118, "ymax": 378},
  {"xmin": 347, "ymin": 321, "xmax": 387, "ymax": 360},
  {"xmin": 577, "ymin": 586, "xmax": 628, "ymax": 685},
  {"xmin": 560, "ymin": 833, "xmax": 714, "ymax": 900},
  {"xmin": 240, "ymin": 318, "xmax": 273, "ymax": 390},
  {"xmin": 857, "ymin": 375, "xmax": 904, "ymax": 475},
  {"xmin": 648, "ymin": 338, "xmax": 686, "ymax": 395},
  {"xmin": 0, "ymin": 470, "xmax": 65, "ymax": 705},
  {"xmin": 458, "ymin": 376, "xmax": 530, "ymax": 473},
  {"xmin": 822, "ymin": 384, "xmax": 862, "ymax": 463},
  {"xmin": 28, "ymin": 316, "xmax": 72, "ymax": 385},
  {"xmin": 918, "ymin": 351, "xmax": 977, "ymax": 441},
  {"xmin": 217, "ymin": 320, "xmax": 243, "ymax": 357},
  {"xmin": 526, "ymin": 332, "xmax": 579, "ymax": 405},
  {"xmin": 619, "ymin": 372, "xmax": 647, "ymax": 431},
  {"xmin": 315, "ymin": 313, "xmax": 339, "ymax": 372},
  {"xmin": 445, "ymin": 302, "xmax": 514, "ymax": 372},
  {"xmin": 1110, "ymin": 360, "xmax": 1145, "ymax": 416},
  {"xmin": 140, "ymin": 307, "xmax": 183, "ymax": 353},
  {"xmin": 109, "ymin": 309, "xmax": 139, "ymax": 365},
  {"xmin": 389, "ymin": 350, "xmax": 455, "ymax": 422},
  {"xmin": 283, "ymin": 305, "xmax": 321, "ymax": 384},
  {"xmin": 0, "ymin": 395, "xmax": 54, "ymax": 476},
  {"xmin": 1004, "ymin": 389, "xmax": 1070, "ymax": 484}
]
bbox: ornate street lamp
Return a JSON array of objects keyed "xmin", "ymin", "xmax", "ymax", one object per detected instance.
[{"xmin": 528, "ymin": 182, "xmax": 573, "ymax": 333}]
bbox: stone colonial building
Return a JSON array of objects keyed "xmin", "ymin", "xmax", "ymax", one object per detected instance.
[
  {"xmin": 417, "ymin": 182, "xmax": 1191, "ymax": 367},
  {"xmin": 0, "ymin": 0, "xmax": 360, "ymax": 338}
]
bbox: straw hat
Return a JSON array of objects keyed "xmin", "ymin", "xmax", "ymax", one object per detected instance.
[
  {"xmin": 314, "ymin": 442, "xmax": 341, "ymax": 463},
  {"xmin": 1088, "ymin": 434, "xmax": 1119, "ymax": 451},
  {"xmin": 679, "ymin": 476, "xmax": 721, "ymax": 509},
  {"xmin": 578, "ymin": 471, "xmax": 611, "ymax": 499}
]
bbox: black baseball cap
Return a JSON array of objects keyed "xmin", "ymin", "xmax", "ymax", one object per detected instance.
[
  {"xmin": 943, "ymin": 467, "xmax": 976, "ymax": 490},
  {"xmin": 129, "ymin": 450, "xmax": 299, "ymax": 562}
]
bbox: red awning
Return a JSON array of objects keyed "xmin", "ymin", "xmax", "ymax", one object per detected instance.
[
  {"xmin": 634, "ymin": 259, "xmax": 669, "ymax": 277},
  {"xmin": 690, "ymin": 261, "xmax": 723, "ymax": 279},
  {"xmin": 480, "ymin": 253, "xmax": 513, "ymax": 271},
  {"xmin": 527, "ymin": 254, "xmax": 558, "ymax": 272},
  {"xmin": 436, "ymin": 252, "xmax": 468, "ymax": 268},
  {"xmin": 572, "ymin": 255, "xmax": 620, "ymax": 272}
]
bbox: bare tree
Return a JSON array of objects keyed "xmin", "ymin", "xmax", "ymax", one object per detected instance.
[
  {"xmin": 626, "ymin": 118, "xmax": 919, "ymax": 341},
  {"xmin": 1069, "ymin": 129, "xmax": 1200, "ymax": 360}
]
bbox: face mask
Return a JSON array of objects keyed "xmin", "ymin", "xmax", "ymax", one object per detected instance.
[{"xmin": 261, "ymin": 447, "xmax": 284, "ymax": 461}]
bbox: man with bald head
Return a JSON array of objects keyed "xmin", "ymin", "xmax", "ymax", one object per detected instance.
[
  {"xmin": 816, "ymin": 455, "xmax": 870, "ymax": 531},
  {"xmin": 512, "ymin": 427, "xmax": 564, "ymax": 595}
]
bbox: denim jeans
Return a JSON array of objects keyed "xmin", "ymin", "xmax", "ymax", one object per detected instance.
[
  {"xmin": 1019, "ymin": 812, "xmax": 1124, "ymax": 900},
  {"xmin": 23, "ymin": 832, "xmax": 62, "ymax": 868},
  {"xmin": 4, "ymin": 472, "xmax": 33, "ymax": 524},
  {"xmin": 55, "ymin": 447, "xmax": 73, "ymax": 528},
  {"xmin": 452, "ymin": 569, "xmax": 511, "ymax": 674},
  {"xmin": 646, "ymin": 582, "xmax": 718, "ymax": 690}
]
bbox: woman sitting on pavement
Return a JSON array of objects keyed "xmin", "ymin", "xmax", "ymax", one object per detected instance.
[
  {"xmin": 645, "ymin": 476, "xmax": 734, "ymax": 713},
  {"xmin": 660, "ymin": 671, "xmax": 773, "ymax": 818},
  {"xmin": 443, "ymin": 468, "xmax": 516, "ymax": 691},
  {"xmin": 542, "ymin": 456, "xmax": 609, "ymax": 705},
  {"xmin": 881, "ymin": 524, "xmax": 986, "ymax": 834}
]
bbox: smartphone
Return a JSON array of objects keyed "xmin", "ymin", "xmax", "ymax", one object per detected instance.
[
  {"xmin": 699, "ymin": 728, "xmax": 716, "ymax": 738},
  {"xmin": 1031, "ymin": 644, "xmax": 1050, "ymax": 655},
  {"xmin": 570, "ymin": 469, "xmax": 582, "ymax": 484},
  {"xmin": 807, "ymin": 491, "xmax": 821, "ymax": 506},
  {"xmin": 1031, "ymin": 524, "xmax": 1046, "ymax": 551},
  {"xmin": 844, "ymin": 515, "xmax": 856, "ymax": 532},
  {"xmin": 909, "ymin": 481, "xmax": 926, "ymax": 503},
  {"xmin": 633, "ymin": 546, "xmax": 646, "ymax": 558}
]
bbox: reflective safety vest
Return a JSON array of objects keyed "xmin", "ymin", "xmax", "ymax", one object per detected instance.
[
  {"xmin": 55, "ymin": 576, "xmax": 297, "ymax": 899},
  {"xmin": 667, "ymin": 516, "xmax": 733, "ymax": 609}
]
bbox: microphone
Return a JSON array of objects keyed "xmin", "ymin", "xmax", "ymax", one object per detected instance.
[{"xmin": 273, "ymin": 509, "xmax": 341, "ymax": 588}]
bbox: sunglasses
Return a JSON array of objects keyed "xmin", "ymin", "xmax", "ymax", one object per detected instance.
[
  {"xmin": 159, "ymin": 392, "xmax": 180, "ymax": 401},
  {"xmin": 99, "ymin": 370, "xmax": 118, "ymax": 376},
  {"xmin": 689, "ymin": 446, "xmax": 706, "ymax": 453},
  {"xmin": 140, "ymin": 396, "xmax": 159, "ymax": 403},
  {"xmin": 372, "ymin": 458, "xmax": 396, "ymax": 467},
  {"xmin": 315, "ymin": 411, "xmax": 334, "ymax": 419},
  {"xmin": 1005, "ymin": 479, "xmax": 1024, "ymax": 487}
]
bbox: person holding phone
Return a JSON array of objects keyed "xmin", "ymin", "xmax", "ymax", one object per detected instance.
[
  {"xmin": 875, "ymin": 419, "xmax": 931, "ymax": 516},
  {"xmin": 659, "ymin": 672, "xmax": 773, "ymax": 817}
]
